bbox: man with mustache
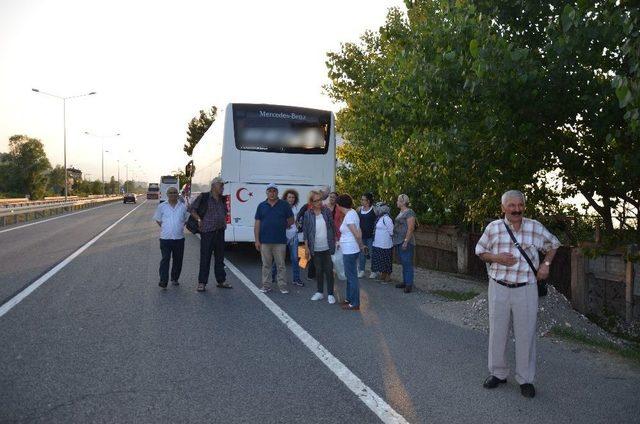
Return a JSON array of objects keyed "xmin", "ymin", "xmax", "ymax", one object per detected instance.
[{"xmin": 475, "ymin": 190, "xmax": 560, "ymax": 398}]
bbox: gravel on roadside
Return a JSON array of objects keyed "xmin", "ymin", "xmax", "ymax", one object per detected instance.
[{"xmin": 376, "ymin": 264, "xmax": 631, "ymax": 346}]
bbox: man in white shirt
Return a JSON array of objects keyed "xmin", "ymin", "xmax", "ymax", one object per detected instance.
[{"xmin": 153, "ymin": 186, "xmax": 190, "ymax": 289}]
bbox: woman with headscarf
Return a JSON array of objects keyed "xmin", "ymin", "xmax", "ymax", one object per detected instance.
[{"xmin": 370, "ymin": 201, "xmax": 394, "ymax": 282}]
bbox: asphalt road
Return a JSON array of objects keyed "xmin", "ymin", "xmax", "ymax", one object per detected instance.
[{"xmin": 1, "ymin": 201, "xmax": 639, "ymax": 423}]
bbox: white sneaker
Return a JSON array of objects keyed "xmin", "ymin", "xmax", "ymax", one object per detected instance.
[
  {"xmin": 327, "ymin": 295, "xmax": 336, "ymax": 304},
  {"xmin": 310, "ymin": 292, "xmax": 324, "ymax": 301},
  {"xmin": 369, "ymin": 272, "xmax": 379, "ymax": 279},
  {"xmin": 357, "ymin": 270, "xmax": 365, "ymax": 278},
  {"xmin": 280, "ymin": 289, "xmax": 289, "ymax": 294}
]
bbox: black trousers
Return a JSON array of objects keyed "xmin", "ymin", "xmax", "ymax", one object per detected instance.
[
  {"xmin": 159, "ymin": 238, "xmax": 185, "ymax": 283},
  {"xmin": 199, "ymin": 229, "xmax": 226, "ymax": 285},
  {"xmin": 313, "ymin": 250, "xmax": 334, "ymax": 295}
]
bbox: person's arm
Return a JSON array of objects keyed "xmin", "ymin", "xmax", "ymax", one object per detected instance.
[
  {"xmin": 384, "ymin": 216, "xmax": 394, "ymax": 237},
  {"xmin": 476, "ymin": 225, "xmax": 516, "ymax": 266},
  {"xmin": 189, "ymin": 194, "xmax": 203, "ymax": 230},
  {"xmin": 254, "ymin": 220, "xmax": 261, "ymax": 251},
  {"xmin": 402, "ymin": 215, "xmax": 416, "ymax": 250},
  {"xmin": 537, "ymin": 224, "xmax": 561, "ymax": 280}
]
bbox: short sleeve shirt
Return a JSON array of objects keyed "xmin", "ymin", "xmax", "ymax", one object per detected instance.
[
  {"xmin": 153, "ymin": 202, "xmax": 190, "ymax": 240},
  {"xmin": 393, "ymin": 209, "xmax": 416, "ymax": 245},
  {"xmin": 475, "ymin": 217, "xmax": 561, "ymax": 284},
  {"xmin": 255, "ymin": 199, "xmax": 294, "ymax": 244},
  {"xmin": 339, "ymin": 209, "xmax": 361, "ymax": 254}
]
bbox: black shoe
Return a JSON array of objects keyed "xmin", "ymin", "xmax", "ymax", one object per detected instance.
[
  {"xmin": 404, "ymin": 285, "xmax": 413, "ymax": 293},
  {"xmin": 520, "ymin": 383, "xmax": 535, "ymax": 398},
  {"xmin": 159, "ymin": 281, "xmax": 168, "ymax": 289},
  {"xmin": 483, "ymin": 375, "xmax": 507, "ymax": 389},
  {"xmin": 395, "ymin": 283, "xmax": 406, "ymax": 289},
  {"xmin": 171, "ymin": 280, "xmax": 179, "ymax": 286}
]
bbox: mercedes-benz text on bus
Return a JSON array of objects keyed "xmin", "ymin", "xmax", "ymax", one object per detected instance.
[{"xmin": 191, "ymin": 103, "xmax": 335, "ymax": 242}]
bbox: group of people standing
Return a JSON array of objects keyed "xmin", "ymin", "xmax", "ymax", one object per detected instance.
[
  {"xmin": 253, "ymin": 183, "xmax": 417, "ymax": 311},
  {"xmin": 153, "ymin": 181, "xmax": 561, "ymax": 399}
]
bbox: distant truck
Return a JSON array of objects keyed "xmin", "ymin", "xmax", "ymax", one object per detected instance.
[
  {"xmin": 159, "ymin": 175, "xmax": 179, "ymax": 203},
  {"xmin": 147, "ymin": 183, "xmax": 160, "ymax": 200}
]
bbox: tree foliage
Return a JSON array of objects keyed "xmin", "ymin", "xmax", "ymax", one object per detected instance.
[
  {"xmin": 1, "ymin": 135, "xmax": 52, "ymax": 199},
  {"xmin": 326, "ymin": 1, "xmax": 639, "ymax": 235},
  {"xmin": 184, "ymin": 106, "xmax": 217, "ymax": 156}
]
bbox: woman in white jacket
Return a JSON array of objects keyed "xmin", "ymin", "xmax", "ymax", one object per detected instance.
[{"xmin": 370, "ymin": 202, "xmax": 394, "ymax": 282}]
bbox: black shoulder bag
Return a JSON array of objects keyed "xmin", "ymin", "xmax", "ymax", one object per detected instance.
[
  {"xmin": 186, "ymin": 192, "xmax": 210, "ymax": 234},
  {"xmin": 502, "ymin": 220, "xmax": 548, "ymax": 297}
]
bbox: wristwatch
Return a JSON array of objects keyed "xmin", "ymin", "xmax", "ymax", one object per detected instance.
[{"xmin": 543, "ymin": 260, "xmax": 551, "ymax": 266}]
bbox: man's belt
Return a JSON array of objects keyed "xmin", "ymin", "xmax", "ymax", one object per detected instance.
[{"xmin": 492, "ymin": 278, "xmax": 527, "ymax": 288}]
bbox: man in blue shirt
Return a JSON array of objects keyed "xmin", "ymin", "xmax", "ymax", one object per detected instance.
[{"xmin": 254, "ymin": 183, "xmax": 294, "ymax": 294}]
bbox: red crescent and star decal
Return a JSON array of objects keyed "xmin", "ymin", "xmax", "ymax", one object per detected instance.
[{"xmin": 236, "ymin": 188, "xmax": 253, "ymax": 202}]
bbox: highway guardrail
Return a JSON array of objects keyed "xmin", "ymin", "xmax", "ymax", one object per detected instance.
[{"xmin": 0, "ymin": 195, "xmax": 126, "ymax": 227}]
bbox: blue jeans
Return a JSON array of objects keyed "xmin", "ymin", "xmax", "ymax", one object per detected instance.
[
  {"xmin": 358, "ymin": 237, "xmax": 374, "ymax": 272},
  {"xmin": 395, "ymin": 243, "xmax": 414, "ymax": 285},
  {"xmin": 272, "ymin": 236, "xmax": 301, "ymax": 282},
  {"xmin": 343, "ymin": 252, "xmax": 360, "ymax": 307}
]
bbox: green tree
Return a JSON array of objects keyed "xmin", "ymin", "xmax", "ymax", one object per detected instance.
[
  {"xmin": 3, "ymin": 135, "xmax": 52, "ymax": 199},
  {"xmin": 47, "ymin": 165, "xmax": 66, "ymax": 195},
  {"xmin": 326, "ymin": 1, "xmax": 640, "ymax": 235},
  {"xmin": 184, "ymin": 106, "xmax": 217, "ymax": 156}
]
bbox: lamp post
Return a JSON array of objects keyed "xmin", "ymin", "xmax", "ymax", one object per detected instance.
[
  {"xmin": 84, "ymin": 131, "xmax": 120, "ymax": 195},
  {"xmin": 32, "ymin": 88, "xmax": 96, "ymax": 201}
]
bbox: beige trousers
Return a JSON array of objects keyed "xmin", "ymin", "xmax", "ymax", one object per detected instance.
[
  {"xmin": 260, "ymin": 243, "xmax": 287, "ymax": 289},
  {"xmin": 488, "ymin": 279, "xmax": 538, "ymax": 385}
]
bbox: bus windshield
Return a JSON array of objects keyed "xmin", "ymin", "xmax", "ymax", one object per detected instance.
[
  {"xmin": 148, "ymin": 183, "xmax": 159, "ymax": 192},
  {"xmin": 232, "ymin": 104, "xmax": 330, "ymax": 154}
]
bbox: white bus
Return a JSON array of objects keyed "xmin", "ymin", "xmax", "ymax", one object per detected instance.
[
  {"xmin": 159, "ymin": 175, "xmax": 180, "ymax": 203},
  {"xmin": 191, "ymin": 103, "xmax": 336, "ymax": 242}
]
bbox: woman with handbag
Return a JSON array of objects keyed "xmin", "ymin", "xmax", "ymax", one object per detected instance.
[
  {"xmin": 336, "ymin": 194, "xmax": 365, "ymax": 311},
  {"xmin": 302, "ymin": 191, "xmax": 336, "ymax": 304}
]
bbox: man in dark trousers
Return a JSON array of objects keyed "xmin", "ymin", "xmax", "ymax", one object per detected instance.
[
  {"xmin": 153, "ymin": 186, "xmax": 190, "ymax": 289},
  {"xmin": 189, "ymin": 177, "xmax": 232, "ymax": 292}
]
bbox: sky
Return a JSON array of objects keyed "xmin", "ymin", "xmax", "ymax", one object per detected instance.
[{"xmin": 0, "ymin": 0, "xmax": 405, "ymax": 183}]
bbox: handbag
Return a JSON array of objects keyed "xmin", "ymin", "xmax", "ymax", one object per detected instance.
[
  {"xmin": 502, "ymin": 221, "xmax": 548, "ymax": 297},
  {"xmin": 331, "ymin": 246, "xmax": 346, "ymax": 280},
  {"xmin": 186, "ymin": 192, "xmax": 210, "ymax": 234}
]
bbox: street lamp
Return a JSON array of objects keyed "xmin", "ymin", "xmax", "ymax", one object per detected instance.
[
  {"xmin": 84, "ymin": 131, "xmax": 120, "ymax": 195},
  {"xmin": 32, "ymin": 88, "xmax": 96, "ymax": 201}
]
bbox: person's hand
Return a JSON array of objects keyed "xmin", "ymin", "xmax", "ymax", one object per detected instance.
[
  {"xmin": 255, "ymin": 241, "xmax": 261, "ymax": 251},
  {"xmin": 305, "ymin": 249, "xmax": 311, "ymax": 261},
  {"xmin": 197, "ymin": 219, "xmax": 203, "ymax": 231},
  {"xmin": 495, "ymin": 252, "xmax": 517, "ymax": 266},
  {"xmin": 401, "ymin": 240, "xmax": 408, "ymax": 251},
  {"xmin": 537, "ymin": 262, "xmax": 550, "ymax": 280}
]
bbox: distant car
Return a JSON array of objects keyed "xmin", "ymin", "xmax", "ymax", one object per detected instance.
[{"xmin": 123, "ymin": 193, "xmax": 136, "ymax": 204}]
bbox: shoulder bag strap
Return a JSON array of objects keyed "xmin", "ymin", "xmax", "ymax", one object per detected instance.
[{"xmin": 503, "ymin": 220, "xmax": 537, "ymax": 274}]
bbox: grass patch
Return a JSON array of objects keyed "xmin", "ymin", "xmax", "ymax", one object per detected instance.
[
  {"xmin": 549, "ymin": 326, "xmax": 640, "ymax": 365},
  {"xmin": 431, "ymin": 290, "xmax": 479, "ymax": 301}
]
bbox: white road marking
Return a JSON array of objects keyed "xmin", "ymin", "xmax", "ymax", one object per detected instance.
[
  {"xmin": 224, "ymin": 259, "xmax": 410, "ymax": 424},
  {"xmin": 0, "ymin": 201, "xmax": 123, "ymax": 234},
  {"xmin": 0, "ymin": 200, "xmax": 148, "ymax": 318}
]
